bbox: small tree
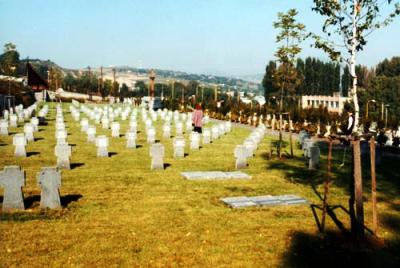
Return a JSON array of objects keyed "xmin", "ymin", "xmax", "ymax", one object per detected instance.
[
  {"xmin": 273, "ymin": 9, "xmax": 307, "ymax": 157},
  {"xmin": 311, "ymin": 0, "xmax": 400, "ymax": 132}
]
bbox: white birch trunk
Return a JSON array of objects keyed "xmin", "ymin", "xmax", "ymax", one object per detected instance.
[{"xmin": 350, "ymin": 0, "xmax": 360, "ymax": 133}]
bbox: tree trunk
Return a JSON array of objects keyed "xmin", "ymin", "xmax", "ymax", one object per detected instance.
[
  {"xmin": 350, "ymin": 0, "xmax": 360, "ymax": 133},
  {"xmin": 370, "ymin": 136, "xmax": 378, "ymax": 235}
]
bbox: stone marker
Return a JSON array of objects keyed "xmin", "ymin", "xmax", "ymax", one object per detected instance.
[
  {"xmin": 211, "ymin": 126, "xmax": 219, "ymax": 141},
  {"xmin": 190, "ymin": 132, "xmax": 200, "ymax": 150},
  {"xmin": 87, "ymin": 126, "xmax": 96, "ymax": 143},
  {"xmin": 102, "ymin": 117, "xmax": 110, "ymax": 129},
  {"xmin": 55, "ymin": 144, "xmax": 72, "ymax": 169},
  {"xmin": 163, "ymin": 124, "xmax": 171, "ymax": 138},
  {"xmin": 31, "ymin": 117, "xmax": 39, "ymax": 132},
  {"xmin": 111, "ymin": 122, "xmax": 120, "ymax": 138},
  {"xmin": 150, "ymin": 143, "xmax": 165, "ymax": 170},
  {"xmin": 186, "ymin": 120, "xmax": 192, "ymax": 133},
  {"xmin": 56, "ymin": 130, "xmax": 68, "ymax": 145},
  {"xmin": 24, "ymin": 123, "xmax": 34, "ymax": 142},
  {"xmin": 13, "ymin": 133, "xmax": 27, "ymax": 157},
  {"xmin": 80, "ymin": 118, "xmax": 89, "ymax": 132},
  {"xmin": 0, "ymin": 120, "xmax": 8, "ymax": 135},
  {"xmin": 173, "ymin": 137, "xmax": 185, "ymax": 158},
  {"xmin": 175, "ymin": 122, "xmax": 183, "ymax": 136},
  {"xmin": 234, "ymin": 145, "xmax": 248, "ymax": 169},
  {"xmin": 95, "ymin": 135, "xmax": 109, "ymax": 157},
  {"xmin": 9, "ymin": 114, "xmax": 18, "ymax": 127},
  {"xmin": 0, "ymin": 166, "xmax": 25, "ymax": 211},
  {"xmin": 147, "ymin": 127, "xmax": 156, "ymax": 144},
  {"xmin": 181, "ymin": 171, "xmax": 251, "ymax": 180},
  {"xmin": 202, "ymin": 128, "xmax": 211, "ymax": 144},
  {"xmin": 308, "ymin": 146, "xmax": 320, "ymax": 170},
  {"xmin": 126, "ymin": 131, "xmax": 137, "ymax": 148},
  {"xmin": 243, "ymin": 139, "xmax": 255, "ymax": 158},
  {"xmin": 37, "ymin": 167, "xmax": 62, "ymax": 209}
]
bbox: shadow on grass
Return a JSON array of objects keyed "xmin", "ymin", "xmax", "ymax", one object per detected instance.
[
  {"xmin": 281, "ymin": 230, "xmax": 400, "ymax": 268},
  {"xmin": 27, "ymin": 152, "xmax": 40, "ymax": 157},
  {"xmin": 164, "ymin": 163, "xmax": 171, "ymax": 169},
  {"xmin": 34, "ymin": 137, "xmax": 44, "ymax": 141},
  {"xmin": 22, "ymin": 194, "xmax": 82, "ymax": 209},
  {"xmin": 109, "ymin": 152, "xmax": 117, "ymax": 157},
  {"xmin": 70, "ymin": 163, "xmax": 85, "ymax": 169},
  {"xmin": 136, "ymin": 145, "xmax": 143, "ymax": 149}
]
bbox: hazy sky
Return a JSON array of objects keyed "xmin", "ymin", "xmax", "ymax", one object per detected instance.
[{"xmin": 0, "ymin": 0, "xmax": 399, "ymax": 76}]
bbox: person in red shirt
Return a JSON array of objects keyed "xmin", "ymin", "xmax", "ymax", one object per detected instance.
[{"xmin": 192, "ymin": 103, "xmax": 203, "ymax": 133}]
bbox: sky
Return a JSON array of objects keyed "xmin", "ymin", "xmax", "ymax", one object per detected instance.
[{"xmin": 0, "ymin": 0, "xmax": 399, "ymax": 77}]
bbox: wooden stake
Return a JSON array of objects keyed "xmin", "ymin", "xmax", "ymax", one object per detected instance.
[{"xmin": 370, "ymin": 136, "xmax": 378, "ymax": 235}]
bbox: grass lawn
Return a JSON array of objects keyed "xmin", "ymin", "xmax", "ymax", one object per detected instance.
[{"xmin": 1, "ymin": 102, "xmax": 400, "ymax": 267}]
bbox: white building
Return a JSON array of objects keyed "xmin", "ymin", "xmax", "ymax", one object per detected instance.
[{"xmin": 301, "ymin": 92, "xmax": 351, "ymax": 113}]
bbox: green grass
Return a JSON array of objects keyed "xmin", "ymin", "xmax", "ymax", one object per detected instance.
[{"xmin": 1, "ymin": 102, "xmax": 400, "ymax": 267}]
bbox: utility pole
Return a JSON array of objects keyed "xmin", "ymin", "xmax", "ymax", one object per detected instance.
[{"xmin": 113, "ymin": 68, "xmax": 116, "ymax": 97}]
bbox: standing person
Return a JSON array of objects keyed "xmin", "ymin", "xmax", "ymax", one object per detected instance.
[{"xmin": 192, "ymin": 103, "xmax": 203, "ymax": 133}]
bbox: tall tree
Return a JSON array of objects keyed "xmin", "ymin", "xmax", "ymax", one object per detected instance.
[
  {"xmin": 311, "ymin": 0, "xmax": 400, "ymax": 132},
  {"xmin": 273, "ymin": 8, "xmax": 307, "ymax": 157},
  {"xmin": 262, "ymin": 61, "xmax": 278, "ymax": 98}
]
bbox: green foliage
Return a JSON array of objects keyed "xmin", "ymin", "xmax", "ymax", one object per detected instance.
[
  {"xmin": 376, "ymin": 57, "xmax": 400, "ymax": 77},
  {"xmin": 262, "ymin": 61, "xmax": 278, "ymax": 97}
]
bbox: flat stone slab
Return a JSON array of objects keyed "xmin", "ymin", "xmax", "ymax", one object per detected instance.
[
  {"xmin": 221, "ymin": 194, "xmax": 308, "ymax": 208},
  {"xmin": 181, "ymin": 171, "xmax": 251, "ymax": 180}
]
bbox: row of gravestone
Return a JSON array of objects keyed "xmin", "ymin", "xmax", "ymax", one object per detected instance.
[
  {"xmin": 0, "ymin": 166, "xmax": 62, "ymax": 211},
  {"xmin": 298, "ymin": 130, "xmax": 320, "ymax": 169},
  {"xmin": 234, "ymin": 124, "xmax": 266, "ymax": 168}
]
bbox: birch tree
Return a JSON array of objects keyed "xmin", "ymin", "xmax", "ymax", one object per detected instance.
[{"xmin": 311, "ymin": 0, "xmax": 400, "ymax": 133}]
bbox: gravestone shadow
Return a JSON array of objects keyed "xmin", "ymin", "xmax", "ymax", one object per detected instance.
[
  {"xmin": 136, "ymin": 145, "xmax": 143, "ymax": 149},
  {"xmin": 34, "ymin": 137, "xmax": 44, "ymax": 141},
  {"xmin": 70, "ymin": 163, "xmax": 85, "ymax": 170},
  {"xmin": 109, "ymin": 152, "xmax": 118, "ymax": 157},
  {"xmin": 61, "ymin": 194, "xmax": 83, "ymax": 207},
  {"xmin": 164, "ymin": 163, "xmax": 171, "ymax": 169},
  {"xmin": 24, "ymin": 194, "xmax": 83, "ymax": 209},
  {"xmin": 27, "ymin": 152, "xmax": 40, "ymax": 157}
]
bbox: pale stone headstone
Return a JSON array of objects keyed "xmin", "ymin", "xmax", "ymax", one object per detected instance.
[
  {"xmin": 0, "ymin": 166, "xmax": 25, "ymax": 211},
  {"xmin": 243, "ymin": 139, "xmax": 255, "ymax": 158},
  {"xmin": 150, "ymin": 143, "xmax": 165, "ymax": 170},
  {"xmin": 37, "ymin": 167, "xmax": 62, "ymax": 209},
  {"xmin": 13, "ymin": 133, "xmax": 26, "ymax": 157},
  {"xmin": 81, "ymin": 118, "xmax": 89, "ymax": 132},
  {"xmin": 190, "ymin": 132, "xmax": 200, "ymax": 150},
  {"xmin": 55, "ymin": 144, "xmax": 71, "ymax": 169},
  {"xmin": 186, "ymin": 120, "xmax": 192, "ymax": 133},
  {"xmin": 111, "ymin": 122, "xmax": 120, "ymax": 138},
  {"xmin": 87, "ymin": 126, "xmax": 96, "ymax": 143},
  {"xmin": 202, "ymin": 128, "xmax": 211, "ymax": 144},
  {"xmin": 308, "ymin": 146, "xmax": 320, "ymax": 170},
  {"xmin": 0, "ymin": 120, "xmax": 8, "ymax": 135},
  {"xmin": 102, "ymin": 117, "xmax": 110, "ymax": 129},
  {"xmin": 324, "ymin": 125, "xmax": 331, "ymax": 138},
  {"xmin": 9, "ymin": 114, "xmax": 18, "ymax": 127},
  {"xmin": 3, "ymin": 110, "xmax": 9, "ymax": 120},
  {"xmin": 175, "ymin": 122, "xmax": 183, "ymax": 136},
  {"xmin": 23, "ymin": 123, "xmax": 34, "ymax": 142},
  {"xmin": 225, "ymin": 121, "xmax": 232, "ymax": 133},
  {"xmin": 234, "ymin": 145, "xmax": 248, "ymax": 169},
  {"xmin": 95, "ymin": 135, "xmax": 109, "ymax": 157},
  {"xmin": 303, "ymin": 138, "xmax": 315, "ymax": 158},
  {"xmin": 211, "ymin": 126, "xmax": 219, "ymax": 140},
  {"xmin": 147, "ymin": 127, "xmax": 156, "ymax": 144},
  {"xmin": 129, "ymin": 120, "xmax": 137, "ymax": 133},
  {"xmin": 173, "ymin": 137, "xmax": 185, "ymax": 158},
  {"xmin": 163, "ymin": 124, "xmax": 171, "ymax": 139},
  {"xmin": 31, "ymin": 117, "xmax": 39, "ymax": 132},
  {"xmin": 56, "ymin": 130, "xmax": 67, "ymax": 145},
  {"xmin": 219, "ymin": 124, "xmax": 226, "ymax": 135},
  {"xmin": 126, "ymin": 131, "xmax": 137, "ymax": 148}
]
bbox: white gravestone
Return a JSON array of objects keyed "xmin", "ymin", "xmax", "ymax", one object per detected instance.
[
  {"xmin": 126, "ymin": 131, "xmax": 137, "ymax": 148},
  {"xmin": 102, "ymin": 117, "xmax": 110, "ymax": 129},
  {"xmin": 87, "ymin": 126, "xmax": 96, "ymax": 143},
  {"xmin": 202, "ymin": 128, "xmax": 211, "ymax": 144},
  {"xmin": 163, "ymin": 124, "xmax": 171, "ymax": 139},
  {"xmin": 176, "ymin": 122, "xmax": 183, "ymax": 136},
  {"xmin": 225, "ymin": 122, "xmax": 232, "ymax": 133},
  {"xmin": 37, "ymin": 167, "xmax": 62, "ymax": 209},
  {"xmin": 243, "ymin": 139, "xmax": 255, "ymax": 158},
  {"xmin": 96, "ymin": 136, "xmax": 109, "ymax": 157},
  {"xmin": 24, "ymin": 123, "xmax": 34, "ymax": 142},
  {"xmin": 309, "ymin": 146, "xmax": 320, "ymax": 170},
  {"xmin": 0, "ymin": 166, "xmax": 25, "ymax": 211},
  {"xmin": 234, "ymin": 145, "xmax": 248, "ymax": 169},
  {"xmin": 80, "ymin": 118, "xmax": 89, "ymax": 132},
  {"xmin": 190, "ymin": 132, "xmax": 200, "ymax": 150},
  {"xmin": 147, "ymin": 127, "xmax": 156, "ymax": 144},
  {"xmin": 9, "ymin": 114, "xmax": 18, "ymax": 127},
  {"xmin": 173, "ymin": 137, "xmax": 185, "ymax": 158},
  {"xmin": 219, "ymin": 124, "xmax": 226, "ymax": 135},
  {"xmin": 31, "ymin": 117, "xmax": 39, "ymax": 132},
  {"xmin": 211, "ymin": 126, "xmax": 220, "ymax": 141},
  {"xmin": 0, "ymin": 120, "xmax": 8, "ymax": 135},
  {"xmin": 150, "ymin": 144, "xmax": 165, "ymax": 170},
  {"xmin": 111, "ymin": 122, "xmax": 120, "ymax": 138},
  {"xmin": 55, "ymin": 144, "xmax": 71, "ymax": 169},
  {"xmin": 56, "ymin": 130, "xmax": 67, "ymax": 145},
  {"xmin": 13, "ymin": 133, "xmax": 27, "ymax": 157},
  {"xmin": 186, "ymin": 120, "xmax": 193, "ymax": 133}
]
